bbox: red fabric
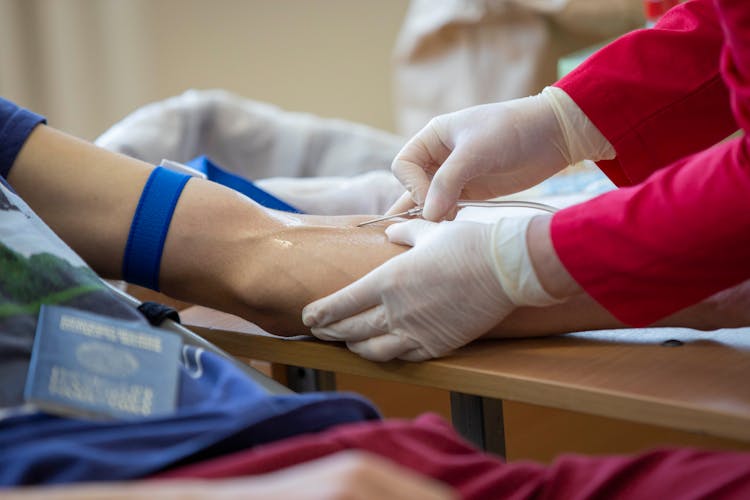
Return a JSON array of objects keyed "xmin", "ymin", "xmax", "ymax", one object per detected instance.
[
  {"xmin": 552, "ymin": 0, "xmax": 750, "ymax": 325},
  {"xmin": 156, "ymin": 413, "xmax": 750, "ymax": 499}
]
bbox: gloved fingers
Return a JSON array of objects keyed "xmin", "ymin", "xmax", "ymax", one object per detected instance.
[
  {"xmin": 310, "ymin": 305, "xmax": 389, "ymax": 343},
  {"xmin": 421, "ymin": 150, "xmax": 471, "ymax": 221},
  {"xmin": 391, "ymin": 125, "xmax": 450, "ymax": 208},
  {"xmin": 302, "ymin": 270, "xmax": 384, "ymax": 328},
  {"xmin": 397, "ymin": 347, "xmax": 434, "ymax": 362},
  {"xmin": 390, "ymin": 156, "xmax": 432, "ymax": 208},
  {"xmin": 385, "ymin": 219, "xmax": 438, "ymax": 247},
  {"xmin": 346, "ymin": 334, "xmax": 421, "ymax": 362},
  {"xmin": 385, "ymin": 190, "xmax": 417, "ymax": 216}
]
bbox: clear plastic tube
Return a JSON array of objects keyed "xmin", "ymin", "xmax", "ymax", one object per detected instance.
[
  {"xmin": 455, "ymin": 199, "xmax": 558, "ymax": 213},
  {"xmin": 357, "ymin": 199, "xmax": 558, "ymax": 226}
]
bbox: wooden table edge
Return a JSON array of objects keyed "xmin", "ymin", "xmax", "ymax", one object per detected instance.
[{"xmin": 184, "ymin": 320, "xmax": 750, "ymax": 442}]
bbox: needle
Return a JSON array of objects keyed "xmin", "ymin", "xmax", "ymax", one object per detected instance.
[{"xmin": 355, "ymin": 207, "xmax": 423, "ymax": 226}]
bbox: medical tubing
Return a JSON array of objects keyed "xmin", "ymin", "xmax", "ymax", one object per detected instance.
[
  {"xmin": 122, "ymin": 167, "xmax": 191, "ymax": 291},
  {"xmin": 455, "ymin": 200, "xmax": 559, "ymax": 214},
  {"xmin": 357, "ymin": 200, "xmax": 559, "ymax": 226}
]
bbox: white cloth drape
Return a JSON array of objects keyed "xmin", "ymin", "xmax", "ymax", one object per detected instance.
[{"xmin": 96, "ymin": 89, "xmax": 406, "ymax": 215}]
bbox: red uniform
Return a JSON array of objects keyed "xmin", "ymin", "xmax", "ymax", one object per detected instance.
[
  {"xmin": 160, "ymin": 413, "xmax": 750, "ymax": 499},
  {"xmin": 552, "ymin": 0, "xmax": 750, "ymax": 325}
]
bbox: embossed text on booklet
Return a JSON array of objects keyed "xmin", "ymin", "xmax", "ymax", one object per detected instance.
[{"xmin": 24, "ymin": 305, "xmax": 182, "ymax": 420}]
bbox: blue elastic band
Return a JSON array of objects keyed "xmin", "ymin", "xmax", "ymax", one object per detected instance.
[
  {"xmin": 122, "ymin": 167, "xmax": 191, "ymax": 291},
  {"xmin": 185, "ymin": 155, "xmax": 302, "ymax": 213}
]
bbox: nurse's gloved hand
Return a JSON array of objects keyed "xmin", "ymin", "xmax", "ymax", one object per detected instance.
[
  {"xmin": 388, "ymin": 87, "xmax": 615, "ymax": 221},
  {"xmin": 302, "ymin": 216, "xmax": 562, "ymax": 361}
]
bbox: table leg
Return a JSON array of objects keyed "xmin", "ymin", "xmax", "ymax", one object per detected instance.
[
  {"xmin": 285, "ymin": 366, "xmax": 336, "ymax": 392},
  {"xmin": 450, "ymin": 392, "xmax": 506, "ymax": 458}
]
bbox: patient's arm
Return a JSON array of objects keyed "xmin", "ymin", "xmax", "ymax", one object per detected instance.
[{"xmin": 7, "ymin": 124, "xmax": 404, "ymax": 335}]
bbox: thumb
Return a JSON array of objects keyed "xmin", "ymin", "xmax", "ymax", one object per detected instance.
[{"xmin": 302, "ymin": 270, "xmax": 382, "ymax": 328}]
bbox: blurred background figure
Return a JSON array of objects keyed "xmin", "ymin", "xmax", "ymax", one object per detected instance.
[{"xmin": 393, "ymin": 0, "xmax": 645, "ymax": 136}]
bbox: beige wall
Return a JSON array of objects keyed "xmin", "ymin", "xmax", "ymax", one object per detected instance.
[{"xmin": 0, "ymin": 0, "xmax": 408, "ymax": 140}]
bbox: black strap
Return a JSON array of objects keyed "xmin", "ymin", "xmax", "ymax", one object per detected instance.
[{"xmin": 137, "ymin": 301, "xmax": 181, "ymax": 326}]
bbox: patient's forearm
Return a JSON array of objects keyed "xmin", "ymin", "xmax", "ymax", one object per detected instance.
[{"xmin": 163, "ymin": 204, "xmax": 406, "ymax": 335}]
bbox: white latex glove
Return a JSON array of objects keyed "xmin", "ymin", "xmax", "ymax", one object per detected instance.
[
  {"xmin": 389, "ymin": 86, "xmax": 615, "ymax": 221},
  {"xmin": 302, "ymin": 216, "xmax": 562, "ymax": 361}
]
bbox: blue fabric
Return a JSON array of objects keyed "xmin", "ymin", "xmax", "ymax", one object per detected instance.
[
  {"xmin": 122, "ymin": 167, "xmax": 191, "ymax": 291},
  {"xmin": 0, "ymin": 98, "xmax": 46, "ymax": 179},
  {"xmin": 0, "ymin": 346, "xmax": 379, "ymax": 485},
  {"xmin": 186, "ymin": 155, "xmax": 302, "ymax": 213}
]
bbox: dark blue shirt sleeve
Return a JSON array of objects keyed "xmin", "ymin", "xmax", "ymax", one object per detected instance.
[{"xmin": 0, "ymin": 98, "xmax": 46, "ymax": 179}]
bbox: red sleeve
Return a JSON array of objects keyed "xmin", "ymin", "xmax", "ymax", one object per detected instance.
[
  {"xmin": 551, "ymin": 0, "xmax": 750, "ymax": 325},
  {"xmin": 556, "ymin": 0, "xmax": 737, "ymax": 186},
  {"xmin": 157, "ymin": 413, "xmax": 750, "ymax": 500}
]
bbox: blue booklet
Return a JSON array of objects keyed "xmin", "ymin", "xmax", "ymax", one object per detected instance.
[{"xmin": 24, "ymin": 305, "xmax": 182, "ymax": 420}]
